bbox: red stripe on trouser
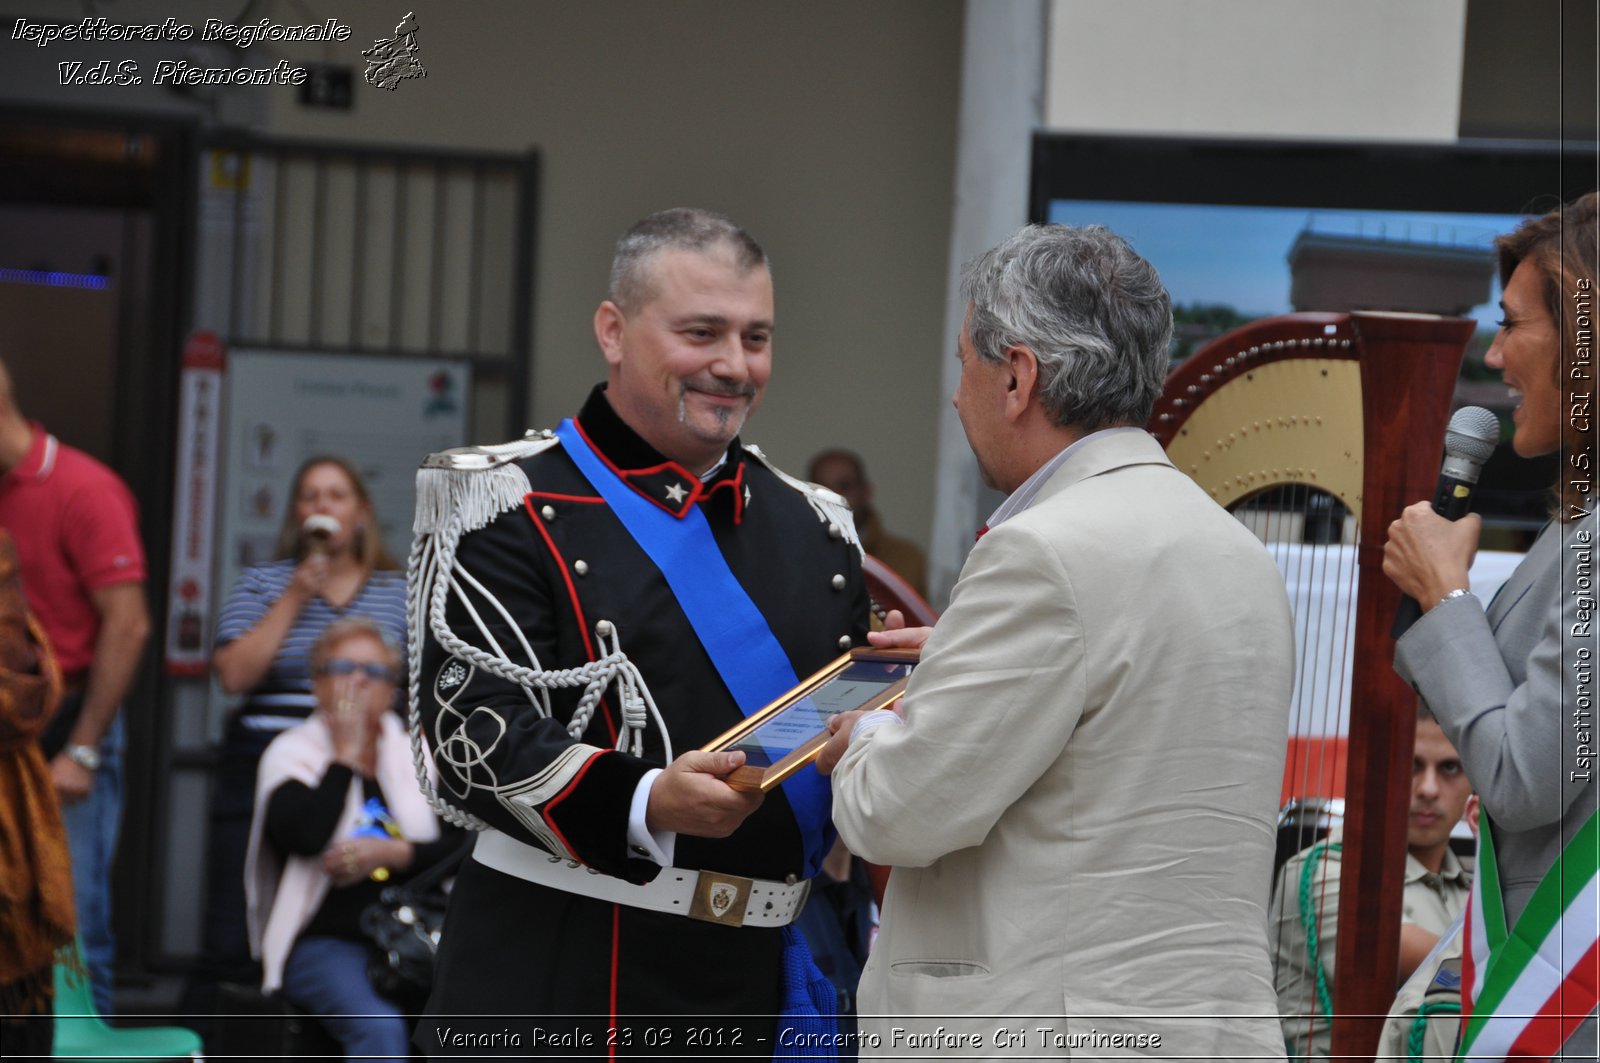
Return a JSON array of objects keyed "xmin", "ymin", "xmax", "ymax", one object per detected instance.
[{"xmin": 608, "ymin": 903, "xmax": 621, "ymax": 1060}]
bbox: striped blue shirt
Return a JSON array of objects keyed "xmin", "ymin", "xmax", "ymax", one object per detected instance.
[{"xmin": 215, "ymin": 560, "xmax": 408, "ymax": 720}]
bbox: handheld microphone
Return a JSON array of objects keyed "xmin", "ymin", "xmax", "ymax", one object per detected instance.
[
  {"xmin": 1392, "ymin": 406, "xmax": 1500, "ymax": 637},
  {"xmin": 302, "ymin": 514, "xmax": 341, "ymax": 555}
]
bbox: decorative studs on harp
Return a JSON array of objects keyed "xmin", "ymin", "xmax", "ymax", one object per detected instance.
[{"xmin": 1156, "ymin": 330, "xmax": 1358, "ymax": 431}]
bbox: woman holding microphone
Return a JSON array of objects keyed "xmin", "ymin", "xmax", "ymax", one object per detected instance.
[{"xmin": 1384, "ymin": 192, "xmax": 1598, "ymax": 1060}]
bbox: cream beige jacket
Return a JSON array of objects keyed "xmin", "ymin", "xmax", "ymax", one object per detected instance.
[{"xmin": 833, "ymin": 430, "xmax": 1295, "ymax": 1058}]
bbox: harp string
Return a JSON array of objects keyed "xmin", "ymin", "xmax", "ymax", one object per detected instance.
[
  {"xmin": 1230, "ymin": 462, "xmax": 1361, "ymax": 1048},
  {"xmin": 1153, "ymin": 311, "xmax": 1470, "ymax": 1058}
]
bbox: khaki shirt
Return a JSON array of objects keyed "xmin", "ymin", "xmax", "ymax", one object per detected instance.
[
  {"xmin": 1270, "ymin": 827, "xmax": 1471, "ymax": 1058},
  {"xmin": 1376, "ymin": 919, "xmax": 1465, "ymax": 1062}
]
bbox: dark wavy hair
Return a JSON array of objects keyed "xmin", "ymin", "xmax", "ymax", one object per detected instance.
[{"xmin": 1495, "ymin": 191, "xmax": 1600, "ymax": 522}]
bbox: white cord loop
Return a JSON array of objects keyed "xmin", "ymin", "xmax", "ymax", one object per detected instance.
[
  {"xmin": 407, "ymin": 503, "xmax": 671, "ymax": 832},
  {"xmin": 406, "ymin": 437, "xmax": 839, "ymax": 830}
]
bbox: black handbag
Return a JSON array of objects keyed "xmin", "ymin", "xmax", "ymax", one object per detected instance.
[{"xmin": 358, "ymin": 839, "xmax": 470, "ymax": 1000}]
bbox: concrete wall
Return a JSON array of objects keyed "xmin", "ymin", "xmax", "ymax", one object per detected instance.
[
  {"xmin": 273, "ymin": 0, "xmax": 962, "ymax": 548},
  {"xmin": 1044, "ymin": 0, "xmax": 1467, "ymax": 140},
  {"xmin": 2, "ymin": 0, "xmax": 963, "ymax": 553}
]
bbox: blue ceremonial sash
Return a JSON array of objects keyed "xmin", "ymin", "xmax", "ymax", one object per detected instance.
[{"xmin": 554, "ymin": 419, "xmax": 833, "ymax": 879}]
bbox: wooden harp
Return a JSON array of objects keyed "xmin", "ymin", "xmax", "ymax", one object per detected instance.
[
  {"xmin": 1148, "ymin": 311, "xmax": 1475, "ymax": 1059},
  {"xmin": 861, "ymin": 553, "xmax": 940, "ymax": 629}
]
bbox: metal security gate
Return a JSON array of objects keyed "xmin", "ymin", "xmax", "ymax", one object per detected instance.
[
  {"xmin": 153, "ymin": 133, "xmax": 538, "ymax": 969},
  {"xmin": 195, "ymin": 132, "xmax": 537, "ymax": 435}
]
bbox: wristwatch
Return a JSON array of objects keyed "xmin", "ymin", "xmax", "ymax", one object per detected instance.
[
  {"xmin": 1437, "ymin": 588, "xmax": 1474, "ymax": 608},
  {"xmin": 64, "ymin": 744, "xmax": 102, "ymax": 771}
]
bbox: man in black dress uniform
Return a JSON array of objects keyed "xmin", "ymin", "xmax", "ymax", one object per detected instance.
[{"xmin": 411, "ymin": 208, "xmax": 869, "ymax": 1056}]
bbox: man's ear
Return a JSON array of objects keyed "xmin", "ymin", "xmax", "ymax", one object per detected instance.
[
  {"xmin": 594, "ymin": 301, "xmax": 626, "ymax": 368},
  {"xmin": 1002, "ymin": 345, "xmax": 1040, "ymax": 421}
]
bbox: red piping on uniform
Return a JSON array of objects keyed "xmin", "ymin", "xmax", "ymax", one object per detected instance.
[
  {"xmin": 528, "ymin": 491, "xmax": 606, "ymax": 505},
  {"xmin": 701, "ymin": 461, "xmax": 745, "ymax": 524},
  {"xmin": 573, "ymin": 418, "xmax": 694, "ymax": 484},
  {"xmin": 573, "ymin": 418, "xmax": 702, "ymax": 516},
  {"xmin": 523, "ymin": 495, "xmax": 619, "ymax": 746},
  {"xmin": 618, "ymin": 458, "xmax": 694, "ymax": 478},
  {"xmin": 609, "ymin": 903, "xmax": 621, "ymax": 1060},
  {"xmin": 541, "ymin": 746, "xmax": 605, "ymax": 858}
]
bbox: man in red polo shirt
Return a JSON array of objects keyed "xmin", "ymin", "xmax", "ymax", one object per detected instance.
[{"xmin": 0, "ymin": 359, "xmax": 149, "ymax": 1016}]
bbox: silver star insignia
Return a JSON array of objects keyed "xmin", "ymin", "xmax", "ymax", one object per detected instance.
[
  {"xmin": 665, "ymin": 482, "xmax": 688, "ymax": 504},
  {"xmin": 744, "ymin": 485, "xmax": 752, "ymax": 506}
]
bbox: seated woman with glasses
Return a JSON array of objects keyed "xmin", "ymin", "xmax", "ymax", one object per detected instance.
[
  {"xmin": 244, "ymin": 618, "xmax": 460, "ymax": 1062},
  {"xmin": 208, "ymin": 456, "xmax": 408, "ymax": 985}
]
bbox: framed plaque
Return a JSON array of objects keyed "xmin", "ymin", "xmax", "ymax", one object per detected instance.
[{"xmin": 704, "ymin": 647, "xmax": 919, "ymax": 792}]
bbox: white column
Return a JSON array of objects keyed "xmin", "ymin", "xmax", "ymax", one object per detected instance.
[{"xmin": 928, "ymin": 0, "xmax": 1048, "ymax": 606}]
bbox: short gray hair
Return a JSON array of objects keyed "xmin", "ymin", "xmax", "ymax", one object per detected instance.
[
  {"xmin": 310, "ymin": 617, "xmax": 400, "ymax": 675},
  {"xmin": 608, "ymin": 208, "xmax": 768, "ymax": 312},
  {"xmin": 961, "ymin": 224, "xmax": 1173, "ymax": 431}
]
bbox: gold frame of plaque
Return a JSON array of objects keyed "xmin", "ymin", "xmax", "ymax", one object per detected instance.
[{"xmin": 703, "ymin": 646, "xmax": 920, "ymax": 793}]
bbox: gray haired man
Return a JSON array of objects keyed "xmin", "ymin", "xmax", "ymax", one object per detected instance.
[{"xmin": 819, "ymin": 224, "xmax": 1296, "ymax": 1058}]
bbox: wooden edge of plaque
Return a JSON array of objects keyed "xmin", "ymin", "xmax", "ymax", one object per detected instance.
[
  {"xmin": 704, "ymin": 646, "xmax": 919, "ymax": 793},
  {"xmin": 751, "ymin": 688, "xmax": 908, "ymax": 792}
]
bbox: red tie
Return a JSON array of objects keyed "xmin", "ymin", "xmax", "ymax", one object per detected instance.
[{"xmin": 975, "ymin": 524, "xmax": 989, "ymax": 542}]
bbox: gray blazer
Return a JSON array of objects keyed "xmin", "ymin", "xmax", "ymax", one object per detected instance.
[
  {"xmin": 833, "ymin": 431, "xmax": 1296, "ymax": 1058},
  {"xmin": 1395, "ymin": 513, "xmax": 1599, "ymax": 1052}
]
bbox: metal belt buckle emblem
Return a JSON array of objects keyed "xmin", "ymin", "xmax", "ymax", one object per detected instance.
[{"xmin": 688, "ymin": 871, "xmax": 753, "ymax": 925}]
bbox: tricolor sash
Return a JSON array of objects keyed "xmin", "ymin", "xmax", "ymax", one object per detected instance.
[
  {"xmin": 1457, "ymin": 810, "xmax": 1600, "ymax": 1060},
  {"xmin": 554, "ymin": 419, "xmax": 834, "ymax": 879}
]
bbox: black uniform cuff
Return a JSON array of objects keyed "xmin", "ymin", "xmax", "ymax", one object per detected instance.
[{"xmin": 543, "ymin": 749, "xmax": 661, "ymax": 882}]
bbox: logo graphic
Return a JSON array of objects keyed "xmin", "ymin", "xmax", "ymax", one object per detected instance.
[
  {"xmin": 439, "ymin": 661, "xmax": 467, "ymax": 690},
  {"xmin": 363, "ymin": 12, "xmax": 425, "ymax": 91},
  {"xmin": 709, "ymin": 882, "xmax": 740, "ymax": 919}
]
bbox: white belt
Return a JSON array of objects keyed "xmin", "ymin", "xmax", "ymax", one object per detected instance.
[{"xmin": 472, "ymin": 828, "xmax": 811, "ymax": 929}]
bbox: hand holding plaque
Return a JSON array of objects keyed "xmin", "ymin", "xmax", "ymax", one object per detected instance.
[{"xmin": 702, "ymin": 647, "xmax": 919, "ymax": 792}]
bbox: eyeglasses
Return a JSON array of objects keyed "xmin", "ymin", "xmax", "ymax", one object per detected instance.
[{"xmin": 316, "ymin": 659, "xmax": 398, "ymax": 683}]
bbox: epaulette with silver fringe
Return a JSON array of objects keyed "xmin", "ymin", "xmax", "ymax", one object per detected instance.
[
  {"xmin": 742, "ymin": 443, "xmax": 864, "ymax": 560},
  {"xmin": 407, "ymin": 425, "xmax": 674, "ymax": 835},
  {"xmin": 413, "ymin": 429, "xmax": 560, "ymax": 535}
]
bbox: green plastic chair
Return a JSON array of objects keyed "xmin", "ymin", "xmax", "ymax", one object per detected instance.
[{"xmin": 52, "ymin": 940, "xmax": 203, "ymax": 1061}]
